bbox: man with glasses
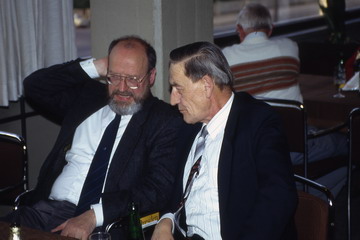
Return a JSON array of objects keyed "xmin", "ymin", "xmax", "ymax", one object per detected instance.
[{"xmin": 2, "ymin": 36, "xmax": 182, "ymax": 240}]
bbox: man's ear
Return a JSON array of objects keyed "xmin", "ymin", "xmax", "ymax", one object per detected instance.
[
  {"xmin": 237, "ymin": 24, "xmax": 246, "ymax": 42},
  {"xmin": 149, "ymin": 68, "xmax": 157, "ymax": 86},
  {"xmin": 202, "ymin": 75, "xmax": 214, "ymax": 98},
  {"xmin": 266, "ymin": 26, "xmax": 273, "ymax": 37}
]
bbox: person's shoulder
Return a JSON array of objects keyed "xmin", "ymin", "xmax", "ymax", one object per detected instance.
[
  {"xmin": 229, "ymin": 93, "xmax": 280, "ymax": 131},
  {"xmin": 149, "ymin": 97, "xmax": 182, "ymax": 119},
  {"xmin": 152, "ymin": 97, "xmax": 176, "ymax": 111},
  {"xmin": 268, "ymin": 37, "xmax": 299, "ymax": 58},
  {"xmin": 222, "ymin": 43, "xmax": 243, "ymax": 65},
  {"xmin": 222, "ymin": 43, "xmax": 240, "ymax": 54},
  {"xmin": 235, "ymin": 92, "xmax": 264, "ymax": 104},
  {"xmin": 139, "ymin": 97, "xmax": 182, "ymax": 131},
  {"xmin": 234, "ymin": 92, "xmax": 274, "ymax": 113},
  {"xmin": 270, "ymin": 37, "xmax": 297, "ymax": 47}
]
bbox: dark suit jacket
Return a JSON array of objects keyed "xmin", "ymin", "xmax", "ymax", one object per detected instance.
[
  {"xmin": 170, "ymin": 92, "xmax": 298, "ymax": 240},
  {"xmin": 23, "ymin": 59, "xmax": 182, "ymax": 227}
]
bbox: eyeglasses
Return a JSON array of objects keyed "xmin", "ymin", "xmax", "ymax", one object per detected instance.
[{"xmin": 106, "ymin": 70, "xmax": 151, "ymax": 89}]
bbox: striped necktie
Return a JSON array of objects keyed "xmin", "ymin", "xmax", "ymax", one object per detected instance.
[
  {"xmin": 75, "ymin": 114, "xmax": 121, "ymax": 216},
  {"xmin": 183, "ymin": 126, "xmax": 208, "ymax": 201},
  {"xmin": 175, "ymin": 126, "xmax": 208, "ymax": 235}
]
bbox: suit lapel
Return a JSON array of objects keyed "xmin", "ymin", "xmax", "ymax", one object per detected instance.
[{"xmin": 218, "ymin": 93, "xmax": 244, "ymax": 213}]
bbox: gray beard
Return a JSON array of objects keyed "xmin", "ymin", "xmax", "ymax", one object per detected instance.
[
  {"xmin": 108, "ymin": 86, "xmax": 150, "ymax": 116},
  {"xmin": 108, "ymin": 99, "xmax": 142, "ymax": 115}
]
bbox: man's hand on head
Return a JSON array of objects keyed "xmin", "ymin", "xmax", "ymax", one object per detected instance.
[{"xmin": 51, "ymin": 209, "xmax": 96, "ymax": 240}]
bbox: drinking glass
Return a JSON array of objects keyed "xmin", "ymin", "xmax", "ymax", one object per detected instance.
[
  {"xmin": 333, "ymin": 65, "xmax": 346, "ymax": 98},
  {"xmin": 88, "ymin": 232, "xmax": 111, "ymax": 240}
]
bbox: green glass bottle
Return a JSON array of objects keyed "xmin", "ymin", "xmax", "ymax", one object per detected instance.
[{"xmin": 127, "ymin": 202, "xmax": 144, "ymax": 240}]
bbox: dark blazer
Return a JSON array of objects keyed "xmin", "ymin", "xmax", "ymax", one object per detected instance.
[
  {"xmin": 171, "ymin": 92, "xmax": 298, "ymax": 240},
  {"xmin": 23, "ymin": 59, "xmax": 182, "ymax": 227}
]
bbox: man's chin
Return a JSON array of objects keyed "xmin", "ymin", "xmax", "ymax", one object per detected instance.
[
  {"xmin": 109, "ymin": 100, "xmax": 142, "ymax": 115},
  {"xmin": 111, "ymin": 96, "xmax": 134, "ymax": 110},
  {"xmin": 183, "ymin": 115, "xmax": 194, "ymax": 124}
]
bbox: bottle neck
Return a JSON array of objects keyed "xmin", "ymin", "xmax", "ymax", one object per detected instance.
[{"xmin": 128, "ymin": 202, "xmax": 144, "ymax": 240}]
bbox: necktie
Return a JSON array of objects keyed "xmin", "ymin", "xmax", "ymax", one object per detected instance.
[
  {"xmin": 75, "ymin": 114, "xmax": 121, "ymax": 216},
  {"xmin": 183, "ymin": 126, "xmax": 208, "ymax": 200},
  {"xmin": 175, "ymin": 126, "xmax": 208, "ymax": 235}
]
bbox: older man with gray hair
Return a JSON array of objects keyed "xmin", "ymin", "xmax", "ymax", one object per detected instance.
[
  {"xmin": 222, "ymin": 3, "xmax": 302, "ymax": 101},
  {"xmin": 152, "ymin": 41, "xmax": 297, "ymax": 240}
]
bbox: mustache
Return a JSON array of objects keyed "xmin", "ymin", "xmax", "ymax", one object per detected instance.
[{"xmin": 110, "ymin": 90, "xmax": 134, "ymax": 98}]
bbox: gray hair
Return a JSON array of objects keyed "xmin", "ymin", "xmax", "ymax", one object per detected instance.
[
  {"xmin": 236, "ymin": 3, "xmax": 272, "ymax": 32},
  {"xmin": 169, "ymin": 41, "xmax": 233, "ymax": 89}
]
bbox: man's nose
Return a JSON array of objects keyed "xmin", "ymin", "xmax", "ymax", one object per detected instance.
[
  {"xmin": 117, "ymin": 78, "xmax": 128, "ymax": 91},
  {"xmin": 170, "ymin": 90, "xmax": 179, "ymax": 106}
]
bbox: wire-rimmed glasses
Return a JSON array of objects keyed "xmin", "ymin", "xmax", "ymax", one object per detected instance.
[{"xmin": 106, "ymin": 70, "xmax": 151, "ymax": 89}]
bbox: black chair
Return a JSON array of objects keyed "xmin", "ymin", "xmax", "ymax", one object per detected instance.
[
  {"xmin": 347, "ymin": 108, "xmax": 360, "ymax": 240},
  {"xmin": 258, "ymin": 98, "xmax": 308, "ymax": 177},
  {"xmin": 294, "ymin": 174, "xmax": 335, "ymax": 240},
  {"xmin": 257, "ymin": 98, "xmax": 348, "ymax": 181},
  {"xmin": 0, "ymin": 131, "xmax": 28, "ymax": 206}
]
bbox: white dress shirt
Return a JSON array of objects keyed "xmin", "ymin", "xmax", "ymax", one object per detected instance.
[
  {"xmin": 49, "ymin": 59, "xmax": 132, "ymax": 226},
  {"xmin": 161, "ymin": 93, "xmax": 234, "ymax": 239}
]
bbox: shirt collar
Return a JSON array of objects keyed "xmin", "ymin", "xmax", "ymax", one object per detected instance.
[
  {"xmin": 242, "ymin": 31, "xmax": 269, "ymax": 44},
  {"xmin": 204, "ymin": 93, "xmax": 234, "ymax": 139}
]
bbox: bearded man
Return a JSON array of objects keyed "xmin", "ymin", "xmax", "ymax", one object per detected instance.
[{"xmin": 2, "ymin": 36, "xmax": 182, "ymax": 240}]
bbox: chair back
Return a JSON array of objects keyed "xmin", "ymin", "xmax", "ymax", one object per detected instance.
[
  {"xmin": 349, "ymin": 108, "xmax": 360, "ymax": 166},
  {"xmin": 258, "ymin": 97, "xmax": 348, "ymax": 180},
  {"xmin": 347, "ymin": 107, "xmax": 360, "ymax": 240},
  {"xmin": 257, "ymin": 98, "xmax": 308, "ymax": 177},
  {"xmin": 294, "ymin": 174, "xmax": 334, "ymax": 240},
  {"xmin": 0, "ymin": 131, "xmax": 28, "ymax": 205}
]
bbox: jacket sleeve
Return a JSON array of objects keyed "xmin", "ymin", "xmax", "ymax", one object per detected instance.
[{"xmin": 23, "ymin": 59, "xmax": 100, "ymax": 121}]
